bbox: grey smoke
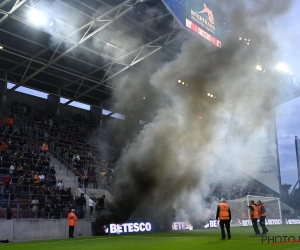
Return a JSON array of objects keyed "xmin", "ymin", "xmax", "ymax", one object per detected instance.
[{"xmin": 96, "ymin": 0, "xmax": 294, "ymax": 229}]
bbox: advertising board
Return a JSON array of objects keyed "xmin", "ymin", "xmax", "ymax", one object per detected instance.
[{"xmin": 162, "ymin": 0, "xmax": 228, "ymax": 47}]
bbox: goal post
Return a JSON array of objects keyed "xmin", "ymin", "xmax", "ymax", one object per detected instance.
[{"xmin": 227, "ymin": 195, "xmax": 282, "ymax": 226}]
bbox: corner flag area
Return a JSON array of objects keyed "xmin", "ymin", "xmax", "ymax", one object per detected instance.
[{"xmin": 2, "ymin": 225, "xmax": 300, "ymax": 250}]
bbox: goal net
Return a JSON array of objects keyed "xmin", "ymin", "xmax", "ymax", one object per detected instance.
[{"xmin": 227, "ymin": 195, "xmax": 282, "ymax": 226}]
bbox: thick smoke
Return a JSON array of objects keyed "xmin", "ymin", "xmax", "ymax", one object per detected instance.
[{"xmin": 96, "ymin": 0, "xmax": 294, "ymax": 231}]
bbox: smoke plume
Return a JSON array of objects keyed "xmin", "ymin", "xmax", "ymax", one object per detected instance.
[{"xmin": 96, "ymin": 0, "xmax": 294, "ymax": 231}]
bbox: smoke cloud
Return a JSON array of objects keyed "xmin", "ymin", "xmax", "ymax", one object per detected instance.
[{"xmin": 96, "ymin": 0, "xmax": 294, "ymax": 231}]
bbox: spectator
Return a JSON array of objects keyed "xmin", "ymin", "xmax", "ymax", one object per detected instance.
[
  {"xmin": 6, "ymin": 207, "xmax": 13, "ymax": 220},
  {"xmin": 76, "ymin": 193, "xmax": 86, "ymax": 219},
  {"xmin": 45, "ymin": 203, "xmax": 52, "ymax": 219},
  {"xmin": 31, "ymin": 196, "xmax": 39, "ymax": 218},
  {"xmin": 57, "ymin": 180, "xmax": 64, "ymax": 190},
  {"xmin": 89, "ymin": 197, "xmax": 95, "ymax": 218}
]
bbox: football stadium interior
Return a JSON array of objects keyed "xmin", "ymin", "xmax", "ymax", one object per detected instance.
[{"xmin": 0, "ymin": 0, "xmax": 300, "ymax": 245}]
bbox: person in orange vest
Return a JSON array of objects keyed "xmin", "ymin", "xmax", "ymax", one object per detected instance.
[
  {"xmin": 216, "ymin": 198, "xmax": 231, "ymax": 240},
  {"xmin": 248, "ymin": 200, "xmax": 261, "ymax": 235},
  {"xmin": 257, "ymin": 200, "xmax": 269, "ymax": 234},
  {"xmin": 6, "ymin": 116, "xmax": 13, "ymax": 125},
  {"xmin": 68, "ymin": 209, "xmax": 77, "ymax": 238},
  {"xmin": 42, "ymin": 142, "xmax": 49, "ymax": 152}
]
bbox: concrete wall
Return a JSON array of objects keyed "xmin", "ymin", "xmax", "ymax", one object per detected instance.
[{"xmin": 0, "ymin": 219, "xmax": 94, "ymax": 241}]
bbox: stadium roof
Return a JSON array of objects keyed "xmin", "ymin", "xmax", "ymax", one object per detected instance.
[{"xmin": 0, "ymin": 0, "xmax": 191, "ymax": 119}]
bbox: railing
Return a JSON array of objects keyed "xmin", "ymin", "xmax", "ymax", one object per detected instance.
[
  {"xmin": 49, "ymin": 142, "xmax": 112, "ymax": 192},
  {"xmin": 0, "ymin": 193, "xmax": 78, "ymax": 219},
  {"xmin": 2, "ymin": 106, "xmax": 115, "ymax": 194}
]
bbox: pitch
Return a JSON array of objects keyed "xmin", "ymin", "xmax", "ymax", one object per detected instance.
[{"xmin": 2, "ymin": 225, "xmax": 300, "ymax": 250}]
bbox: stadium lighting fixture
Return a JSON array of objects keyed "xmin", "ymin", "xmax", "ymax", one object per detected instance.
[
  {"xmin": 199, "ymin": 116, "xmax": 202, "ymax": 119},
  {"xmin": 143, "ymin": 97, "xmax": 146, "ymax": 100},
  {"xmin": 276, "ymin": 63, "xmax": 289, "ymax": 73},
  {"xmin": 178, "ymin": 80, "xmax": 181, "ymax": 83},
  {"xmin": 256, "ymin": 65, "xmax": 263, "ymax": 71},
  {"xmin": 0, "ymin": 46, "xmax": 3, "ymax": 50},
  {"xmin": 207, "ymin": 93, "xmax": 210, "ymax": 96},
  {"xmin": 182, "ymin": 82, "xmax": 185, "ymax": 85},
  {"xmin": 210, "ymin": 94, "xmax": 214, "ymax": 98},
  {"xmin": 239, "ymin": 37, "xmax": 242, "ymax": 40},
  {"xmin": 28, "ymin": 9, "xmax": 47, "ymax": 25}
]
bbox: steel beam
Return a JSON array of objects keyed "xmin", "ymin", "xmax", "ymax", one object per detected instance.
[
  {"xmin": 61, "ymin": 27, "xmax": 182, "ymax": 107},
  {"xmin": 0, "ymin": 0, "xmax": 26, "ymax": 25},
  {"xmin": 9, "ymin": 0, "xmax": 137, "ymax": 91}
]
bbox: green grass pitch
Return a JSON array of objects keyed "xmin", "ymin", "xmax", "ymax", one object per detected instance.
[{"xmin": 2, "ymin": 225, "xmax": 300, "ymax": 250}]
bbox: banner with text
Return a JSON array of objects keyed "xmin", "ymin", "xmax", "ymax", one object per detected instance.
[{"xmin": 162, "ymin": 0, "xmax": 228, "ymax": 47}]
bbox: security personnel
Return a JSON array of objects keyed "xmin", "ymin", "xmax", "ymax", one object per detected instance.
[
  {"xmin": 68, "ymin": 209, "xmax": 77, "ymax": 238},
  {"xmin": 216, "ymin": 198, "xmax": 231, "ymax": 240},
  {"xmin": 257, "ymin": 200, "xmax": 269, "ymax": 234},
  {"xmin": 248, "ymin": 200, "xmax": 261, "ymax": 235}
]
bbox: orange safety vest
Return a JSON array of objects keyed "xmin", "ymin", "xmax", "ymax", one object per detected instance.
[
  {"xmin": 250, "ymin": 204, "xmax": 259, "ymax": 219},
  {"xmin": 218, "ymin": 203, "xmax": 230, "ymax": 220},
  {"xmin": 7, "ymin": 118, "xmax": 13, "ymax": 125},
  {"xmin": 0, "ymin": 143, "xmax": 7, "ymax": 152},
  {"xmin": 43, "ymin": 143, "xmax": 49, "ymax": 151},
  {"xmin": 33, "ymin": 174, "xmax": 40, "ymax": 184},
  {"xmin": 68, "ymin": 212, "xmax": 77, "ymax": 226},
  {"xmin": 258, "ymin": 204, "xmax": 266, "ymax": 217}
]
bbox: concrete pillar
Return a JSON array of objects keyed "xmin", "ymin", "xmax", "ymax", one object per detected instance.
[
  {"xmin": 90, "ymin": 105, "xmax": 102, "ymax": 126},
  {"xmin": 47, "ymin": 94, "xmax": 60, "ymax": 117},
  {"xmin": 125, "ymin": 116, "xmax": 139, "ymax": 136},
  {"xmin": 0, "ymin": 72, "xmax": 7, "ymax": 115}
]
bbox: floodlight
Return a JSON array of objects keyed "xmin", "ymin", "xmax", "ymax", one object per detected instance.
[
  {"xmin": 0, "ymin": 46, "xmax": 3, "ymax": 49},
  {"xmin": 207, "ymin": 93, "xmax": 210, "ymax": 96},
  {"xmin": 28, "ymin": 9, "xmax": 47, "ymax": 25},
  {"xmin": 276, "ymin": 63, "xmax": 289, "ymax": 73},
  {"xmin": 239, "ymin": 37, "xmax": 242, "ymax": 40},
  {"xmin": 182, "ymin": 82, "xmax": 185, "ymax": 85},
  {"xmin": 256, "ymin": 65, "xmax": 263, "ymax": 71},
  {"xmin": 178, "ymin": 80, "xmax": 181, "ymax": 83}
]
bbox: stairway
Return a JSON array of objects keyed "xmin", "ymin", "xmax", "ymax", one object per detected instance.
[{"xmin": 48, "ymin": 153, "xmax": 78, "ymax": 191}]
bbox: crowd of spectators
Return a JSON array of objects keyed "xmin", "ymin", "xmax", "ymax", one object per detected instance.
[
  {"xmin": 0, "ymin": 100, "xmax": 119, "ymax": 219},
  {"xmin": 0, "ymin": 117, "xmax": 78, "ymax": 219},
  {"xmin": 4, "ymin": 100, "xmax": 284, "ymax": 221},
  {"xmin": 9, "ymin": 101, "xmax": 117, "ymax": 190},
  {"xmin": 48, "ymin": 118, "xmax": 116, "ymax": 190},
  {"xmin": 209, "ymin": 179, "xmax": 271, "ymax": 200}
]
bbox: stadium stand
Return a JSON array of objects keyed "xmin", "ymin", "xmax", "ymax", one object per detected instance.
[
  {"xmin": 0, "ymin": 101, "xmax": 116, "ymax": 219},
  {"xmin": 1, "ymin": 100, "xmax": 297, "ymax": 220}
]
